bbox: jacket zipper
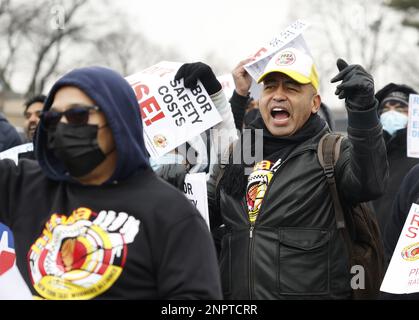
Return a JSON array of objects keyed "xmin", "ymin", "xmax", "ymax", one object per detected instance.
[
  {"xmin": 248, "ymin": 224, "xmax": 254, "ymax": 299},
  {"xmin": 246, "ymin": 148, "xmax": 312, "ymax": 299}
]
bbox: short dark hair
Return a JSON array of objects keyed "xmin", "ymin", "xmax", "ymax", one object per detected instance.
[{"xmin": 24, "ymin": 94, "xmax": 47, "ymax": 113}]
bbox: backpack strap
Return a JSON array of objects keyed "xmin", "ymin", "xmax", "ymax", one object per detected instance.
[
  {"xmin": 318, "ymin": 133, "xmax": 355, "ymax": 264},
  {"xmin": 318, "ymin": 133, "xmax": 346, "ymax": 230}
]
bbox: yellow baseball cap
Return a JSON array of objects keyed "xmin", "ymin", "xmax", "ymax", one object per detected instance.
[{"xmin": 257, "ymin": 47, "xmax": 319, "ymax": 91}]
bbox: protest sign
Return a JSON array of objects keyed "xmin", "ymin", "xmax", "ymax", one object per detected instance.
[
  {"xmin": 244, "ymin": 20, "xmax": 310, "ymax": 81},
  {"xmin": 407, "ymin": 94, "xmax": 419, "ymax": 158},
  {"xmin": 0, "ymin": 223, "xmax": 32, "ymax": 299},
  {"xmin": 0, "ymin": 144, "xmax": 34, "ymax": 299},
  {"xmin": 380, "ymin": 203, "xmax": 419, "ymax": 294},
  {"xmin": 183, "ymin": 173, "xmax": 209, "ymax": 229},
  {"xmin": 125, "ymin": 61, "xmax": 222, "ymax": 159},
  {"xmin": 0, "ymin": 143, "xmax": 33, "ymax": 164}
]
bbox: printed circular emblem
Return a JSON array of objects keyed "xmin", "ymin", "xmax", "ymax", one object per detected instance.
[
  {"xmin": 401, "ymin": 242, "xmax": 419, "ymax": 261},
  {"xmin": 153, "ymin": 134, "xmax": 168, "ymax": 148},
  {"xmin": 275, "ymin": 51, "xmax": 296, "ymax": 66},
  {"xmin": 28, "ymin": 208, "xmax": 140, "ymax": 299},
  {"xmin": 246, "ymin": 160, "xmax": 275, "ymax": 223}
]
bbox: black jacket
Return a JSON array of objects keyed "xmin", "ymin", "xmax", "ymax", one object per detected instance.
[
  {"xmin": 229, "ymin": 90, "xmax": 252, "ymax": 130},
  {"xmin": 0, "ymin": 66, "xmax": 222, "ymax": 300},
  {"xmin": 216, "ymin": 109, "xmax": 388, "ymax": 300},
  {"xmin": 372, "ymin": 129, "xmax": 419, "ymax": 234},
  {"xmin": 0, "ymin": 113, "xmax": 22, "ymax": 152},
  {"xmin": 0, "ymin": 161, "xmax": 221, "ymax": 299}
]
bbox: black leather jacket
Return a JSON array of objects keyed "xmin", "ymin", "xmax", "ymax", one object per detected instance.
[{"xmin": 217, "ymin": 122, "xmax": 388, "ymax": 299}]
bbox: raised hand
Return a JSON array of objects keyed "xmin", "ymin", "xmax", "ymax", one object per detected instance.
[
  {"xmin": 331, "ymin": 58, "xmax": 375, "ymax": 110},
  {"xmin": 175, "ymin": 62, "xmax": 222, "ymax": 95},
  {"xmin": 232, "ymin": 58, "xmax": 254, "ymax": 97}
]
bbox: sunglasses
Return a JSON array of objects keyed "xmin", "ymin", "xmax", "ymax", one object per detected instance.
[{"xmin": 41, "ymin": 105, "xmax": 100, "ymax": 129}]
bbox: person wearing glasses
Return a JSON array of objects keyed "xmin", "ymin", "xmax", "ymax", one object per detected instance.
[{"xmin": 0, "ymin": 66, "xmax": 222, "ymax": 300}]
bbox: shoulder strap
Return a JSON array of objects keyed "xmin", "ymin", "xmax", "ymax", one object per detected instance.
[
  {"xmin": 318, "ymin": 133, "xmax": 355, "ymax": 265},
  {"xmin": 317, "ymin": 133, "xmax": 346, "ymax": 230}
]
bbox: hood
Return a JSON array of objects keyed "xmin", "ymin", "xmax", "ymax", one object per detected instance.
[
  {"xmin": 35, "ymin": 66, "xmax": 149, "ymax": 183},
  {"xmin": 375, "ymin": 83, "xmax": 417, "ymax": 115}
]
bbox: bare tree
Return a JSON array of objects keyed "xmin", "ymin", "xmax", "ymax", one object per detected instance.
[
  {"xmin": 387, "ymin": 0, "xmax": 419, "ymax": 31},
  {"xmin": 288, "ymin": 0, "xmax": 419, "ymax": 96},
  {"xmin": 86, "ymin": 23, "xmax": 183, "ymax": 76},
  {"xmin": 24, "ymin": 0, "xmax": 89, "ymax": 97},
  {"xmin": 0, "ymin": 0, "xmax": 42, "ymax": 92},
  {"xmin": 293, "ymin": 0, "xmax": 406, "ymax": 72},
  {"xmin": 397, "ymin": 50, "xmax": 419, "ymax": 88},
  {"xmin": 0, "ymin": 0, "xmax": 96, "ymax": 98}
]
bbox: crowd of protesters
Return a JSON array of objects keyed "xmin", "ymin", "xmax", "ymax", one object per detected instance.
[{"xmin": 0, "ymin": 39, "xmax": 418, "ymax": 301}]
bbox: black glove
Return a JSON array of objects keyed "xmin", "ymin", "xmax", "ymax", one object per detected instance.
[
  {"xmin": 331, "ymin": 58, "xmax": 376, "ymax": 110},
  {"xmin": 174, "ymin": 62, "xmax": 222, "ymax": 95}
]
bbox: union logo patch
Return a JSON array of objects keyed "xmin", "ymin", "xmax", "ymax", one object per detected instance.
[
  {"xmin": 275, "ymin": 51, "xmax": 296, "ymax": 66},
  {"xmin": 28, "ymin": 207, "xmax": 140, "ymax": 299},
  {"xmin": 401, "ymin": 242, "xmax": 419, "ymax": 261}
]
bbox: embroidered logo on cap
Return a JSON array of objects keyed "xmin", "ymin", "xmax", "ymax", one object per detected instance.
[{"xmin": 275, "ymin": 51, "xmax": 296, "ymax": 66}]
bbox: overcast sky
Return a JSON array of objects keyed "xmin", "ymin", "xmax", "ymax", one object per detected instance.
[
  {"xmin": 14, "ymin": 0, "xmax": 416, "ymax": 111},
  {"xmin": 116, "ymin": 0, "xmax": 292, "ymax": 68},
  {"xmin": 110, "ymin": 0, "xmax": 418, "ymax": 110}
]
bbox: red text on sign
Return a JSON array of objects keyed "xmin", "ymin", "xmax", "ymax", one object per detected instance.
[
  {"xmin": 406, "ymin": 214, "xmax": 419, "ymax": 239},
  {"xmin": 132, "ymin": 82, "xmax": 165, "ymax": 126}
]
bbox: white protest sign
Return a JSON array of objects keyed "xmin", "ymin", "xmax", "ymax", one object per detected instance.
[
  {"xmin": 0, "ymin": 265, "xmax": 33, "ymax": 299},
  {"xmin": 380, "ymin": 203, "xmax": 419, "ymax": 294},
  {"xmin": 125, "ymin": 61, "xmax": 222, "ymax": 159},
  {"xmin": 0, "ymin": 223, "xmax": 33, "ymax": 299},
  {"xmin": 243, "ymin": 20, "xmax": 310, "ymax": 100},
  {"xmin": 0, "ymin": 143, "xmax": 33, "ymax": 164},
  {"xmin": 183, "ymin": 173, "xmax": 210, "ymax": 229},
  {"xmin": 0, "ymin": 145, "xmax": 34, "ymax": 299},
  {"xmin": 407, "ymin": 94, "xmax": 419, "ymax": 158}
]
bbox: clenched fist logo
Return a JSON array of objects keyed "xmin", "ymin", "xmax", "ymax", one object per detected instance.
[{"xmin": 28, "ymin": 207, "xmax": 140, "ymax": 300}]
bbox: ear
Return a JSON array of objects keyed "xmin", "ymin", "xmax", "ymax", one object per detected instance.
[{"xmin": 311, "ymin": 94, "xmax": 321, "ymax": 114}]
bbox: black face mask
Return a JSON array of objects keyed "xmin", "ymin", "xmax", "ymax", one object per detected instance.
[{"xmin": 47, "ymin": 122, "xmax": 108, "ymax": 177}]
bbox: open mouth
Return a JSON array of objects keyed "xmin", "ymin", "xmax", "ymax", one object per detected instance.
[{"xmin": 270, "ymin": 108, "xmax": 290, "ymax": 122}]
